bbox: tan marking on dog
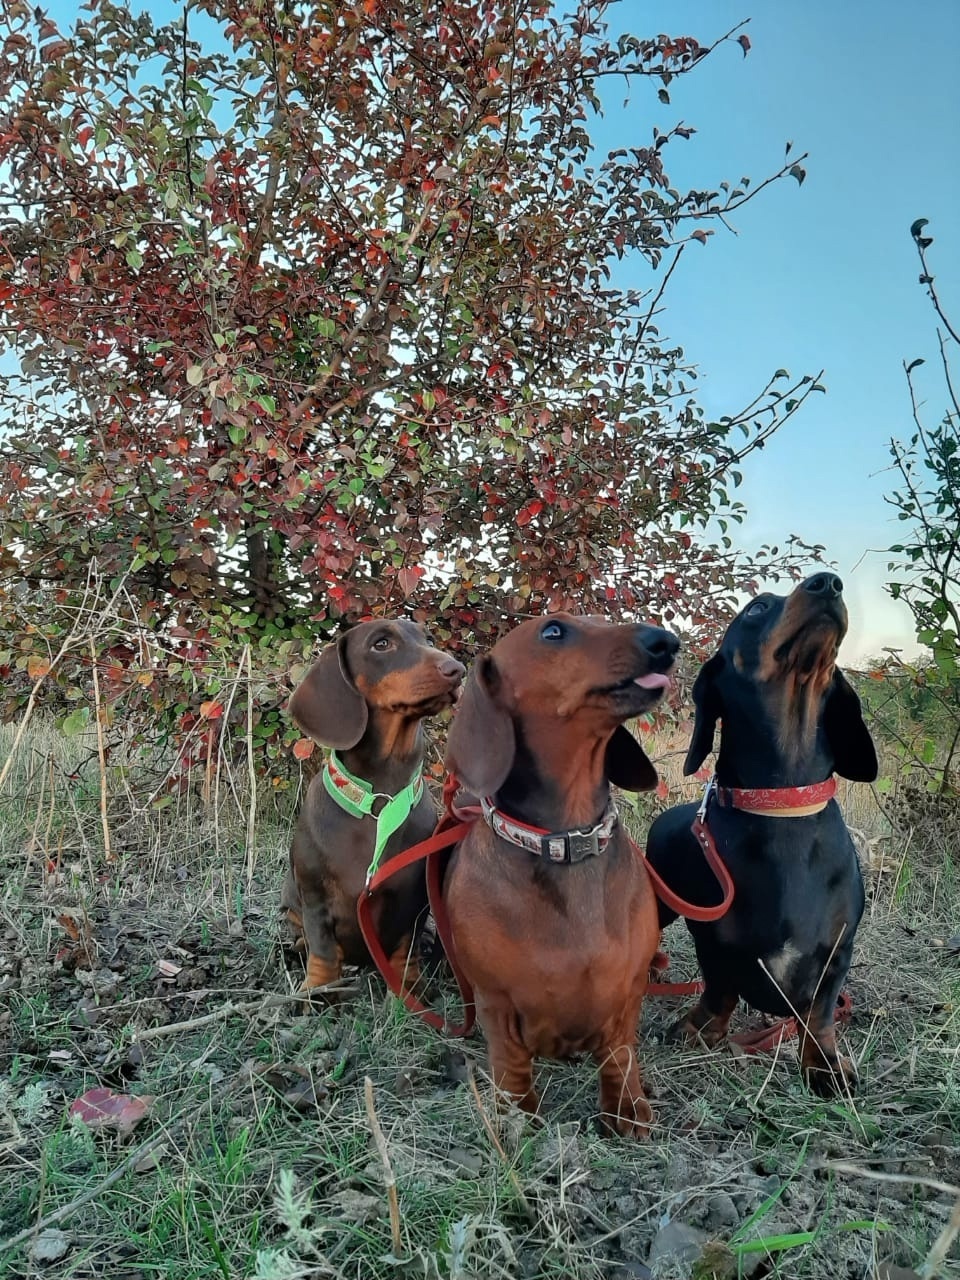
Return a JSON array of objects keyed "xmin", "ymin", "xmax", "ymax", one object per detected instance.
[{"xmin": 763, "ymin": 940, "xmax": 801, "ymax": 990}]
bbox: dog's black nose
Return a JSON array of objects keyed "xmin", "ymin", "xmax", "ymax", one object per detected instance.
[
  {"xmin": 804, "ymin": 573, "xmax": 843, "ymax": 598},
  {"xmin": 637, "ymin": 625, "xmax": 680, "ymax": 664},
  {"xmin": 439, "ymin": 657, "xmax": 466, "ymax": 681}
]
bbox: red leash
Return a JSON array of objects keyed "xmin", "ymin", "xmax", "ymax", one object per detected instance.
[
  {"xmin": 644, "ymin": 776, "xmax": 853, "ymax": 1053},
  {"xmin": 356, "ymin": 775, "xmax": 736, "ymax": 1037},
  {"xmin": 356, "ymin": 777, "xmax": 478, "ymax": 1036},
  {"xmin": 357, "ymin": 772, "xmax": 851, "ymax": 1053}
]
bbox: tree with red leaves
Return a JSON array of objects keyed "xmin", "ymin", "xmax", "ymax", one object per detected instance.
[{"xmin": 0, "ymin": 0, "xmax": 818, "ymax": 772}]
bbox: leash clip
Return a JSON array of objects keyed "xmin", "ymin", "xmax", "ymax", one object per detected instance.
[{"xmin": 696, "ymin": 775, "xmax": 716, "ymax": 824}]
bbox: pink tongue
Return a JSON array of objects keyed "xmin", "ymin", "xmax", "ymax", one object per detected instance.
[{"xmin": 634, "ymin": 672, "xmax": 672, "ymax": 691}]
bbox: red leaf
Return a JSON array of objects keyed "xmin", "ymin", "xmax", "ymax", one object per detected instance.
[
  {"xmin": 690, "ymin": 229, "xmax": 710, "ymax": 245},
  {"xmin": 656, "ymin": 779, "xmax": 669, "ymax": 800},
  {"xmin": 397, "ymin": 565, "xmax": 424, "ymax": 597},
  {"xmin": 292, "ymin": 737, "xmax": 315, "ymax": 760},
  {"xmin": 737, "ymin": 34, "xmax": 751, "ymax": 56},
  {"xmin": 69, "ymin": 1088, "xmax": 154, "ymax": 1135},
  {"xmin": 199, "ymin": 700, "xmax": 223, "ymax": 719},
  {"xmin": 517, "ymin": 499, "xmax": 543, "ymax": 527}
]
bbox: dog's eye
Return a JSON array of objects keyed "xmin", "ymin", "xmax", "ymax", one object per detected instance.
[
  {"xmin": 745, "ymin": 599, "xmax": 769, "ymax": 617},
  {"xmin": 540, "ymin": 621, "xmax": 565, "ymax": 642},
  {"xmin": 372, "ymin": 636, "xmax": 392, "ymax": 651}
]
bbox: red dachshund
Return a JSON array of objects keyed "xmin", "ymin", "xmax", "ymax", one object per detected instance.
[
  {"xmin": 443, "ymin": 614, "xmax": 678, "ymax": 1137},
  {"xmin": 282, "ymin": 620, "xmax": 464, "ymax": 992}
]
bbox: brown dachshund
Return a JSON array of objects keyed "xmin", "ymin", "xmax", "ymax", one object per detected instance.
[
  {"xmin": 646, "ymin": 573, "xmax": 877, "ymax": 1094},
  {"xmin": 282, "ymin": 620, "xmax": 464, "ymax": 992},
  {"xmin": 443, "ymin": 614, "xmax": 679, "ymax": 1137}
]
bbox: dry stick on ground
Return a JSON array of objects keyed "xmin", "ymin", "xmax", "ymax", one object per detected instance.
[
  {"xmin": 243, "ymin": 643, "xmax": 258, "ymax": 889},
  {"xmin": 827, "ymin": 1161, "xmax": 960, "ymax": 1280},
  {"xmin": 922, "ymin": 1196, "xmax": 960, "ymax": 1280},
  {"xmin": 466, "ymin": 1067, "xmax": 537, "ymax": 1224},
  {"xmin": 2, "ymin": 1051, "xmax": 276, "ymax": 1257},
  {"xmin": 1, "ymin": 1131, "xmax": 170, "ymax": 1255},
  {"xmin": 88, "ymin": 637, "xmax": 113, "ymax": 863},
  {"xmin": 363, "ymin": 1076, "xmax": 403, "ymax": 1257},
  {"xmin": 130, "ymin": 982, "xmax": 359, "ymax": 1042}
]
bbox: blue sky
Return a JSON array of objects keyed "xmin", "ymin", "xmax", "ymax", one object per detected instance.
[{"xmin": 594, "ymin": 0, "xmax": 960, "ymax": 661}]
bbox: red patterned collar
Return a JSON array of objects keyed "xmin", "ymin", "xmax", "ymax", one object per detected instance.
[
  {"xmin": 480, "ymin": 795, "xmax": 619, "ymax": 863},
  {"xmin": 712, "ymin": 777, "xmax": 837, "ymax": 817}
]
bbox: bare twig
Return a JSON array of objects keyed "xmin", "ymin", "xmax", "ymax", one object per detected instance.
[
  {"xmin": 1, "ymin": 1132, "xmax": 169, "ymax": 1254},
  {"xmin": 922, "ymin": 1194, "xmax": 960, "ymax": 1279},
  {"xmin": 825, "ymin": 1159, "xmax": 960, "ymax": 1199},
  {"xmin": 131, "ymin": 983, "xmax": 357, "ymax": 1041},
  {"xmin": 363, "ymin": 1076, "xmax": 403, "ymax": 1257},
  {"xmin": 243, "ymin": 643, "xmax": 257, "ymax": 889},
  {"xmin": 89, "ymin": 637, "xmax": 113, "ymax": 863}
]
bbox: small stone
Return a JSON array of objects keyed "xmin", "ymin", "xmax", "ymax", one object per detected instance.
[
  {"xmin": 446, "ymin": 1146, "xmax": 484, "ymax": 1176},
  {"xmin": 329, "ymin": 1189, "xmax": 379, "ymax": 1223},
  {"xmin": 30, "ymin": 1229, "xmax": 71, "ymax": 1264},
  {"xmin": 704, "ymin": 1192, "xmax": 739, "ymax": 1232},
  {"xmin": 648, "ymin": 1220, "xmax": 711, "ymax": 1275}
]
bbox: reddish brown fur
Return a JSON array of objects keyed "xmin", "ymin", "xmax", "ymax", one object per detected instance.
[
  {"xmin": 758, "ymin": 591, "xmax": 845, "ymax": 765},
  {"xmin": 443, "ymin": 614, "xmax": 678, "ymax": 1137}
]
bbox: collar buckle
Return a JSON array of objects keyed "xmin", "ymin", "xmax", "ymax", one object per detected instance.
[
  {"xmin": 696, "ymin": 775, "xmax": 716, "ymax": 824},
  {"xmin": 564, "ymin": 829, "xmax": 600, "ymax": 862}
]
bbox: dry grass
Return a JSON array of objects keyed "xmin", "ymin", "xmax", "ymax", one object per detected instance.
[{"xmin": 0, "ymin": 717, "xmax": 958, "ymax": 1280}]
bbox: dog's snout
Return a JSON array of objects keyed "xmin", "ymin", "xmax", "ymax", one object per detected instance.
[
  {"xmin": 438, "ymin": 656, "xmax": 466, "ymax": 682},
  {"xmin": 637, "ymin": 625, "xmax": 680, "ymax": 666},
  {"xmin": 804, "ymin": 573, "xmax": 843, "ymax": 599}
]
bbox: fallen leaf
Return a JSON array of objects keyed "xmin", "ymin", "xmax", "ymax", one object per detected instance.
[
  {"xmin": 134, "ymin": 1142, "xmax": 169, "ymax": 1173},
  {"xmin": 69, "ymin": 1088, "xmax": 155, "ymax": 1136}
]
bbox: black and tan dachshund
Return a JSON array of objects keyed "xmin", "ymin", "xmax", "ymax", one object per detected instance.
[{"xmin": 646, "ymin": 573, "xmax": 878, "ymax": 1094}]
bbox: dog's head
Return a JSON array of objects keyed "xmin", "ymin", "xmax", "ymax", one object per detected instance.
[
  {"xmin": 446, "ymin": 613, "xmax": 679, "ymax": 797},
  {"xmin": 289, "ymin": 619, "xmax": 465, "ymax": 749},
  {"xmin": 684, "ymin": 573, "xmax": 877, "ymax": 782}
]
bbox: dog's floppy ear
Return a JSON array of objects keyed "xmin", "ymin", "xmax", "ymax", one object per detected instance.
[
  {"xmin": 683, "ymin": 653, "xmax": 724, "ymax": 776},
  {"xmin": 288, "ymin": 636, "xmax": 368, "ymax": 749},
  {"xmin": 822, "ymin": 668, "xmax": 878, "ymax": 782},
  {"xmin": 445, "ymin": 655, "xmax": 515, "ymax": 796},
  {"xmin": 606, "ymin": 726, "xmax": 658, "ymax": 792}
]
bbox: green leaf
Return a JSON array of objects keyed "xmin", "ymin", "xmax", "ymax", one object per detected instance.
[{"xmin": 61, "ymin": 706, "xmax": 91, "ymax": 736}]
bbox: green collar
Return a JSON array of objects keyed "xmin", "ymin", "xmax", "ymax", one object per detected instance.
[{"xmin": 322, "ymin": 750, "xmax": 424, "ymax": 884}]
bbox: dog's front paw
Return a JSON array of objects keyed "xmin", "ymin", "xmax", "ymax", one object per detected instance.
[
  {"xmin": 598, "ymin": 1095, "xmax": 652, "ymax": 1140},
  {"xmin": 803, "ymin": 1053, "xmax": 858, "ymax": 1097}
]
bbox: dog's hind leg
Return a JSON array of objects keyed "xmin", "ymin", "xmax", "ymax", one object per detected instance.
[{"xmin": 671, "ymin": 985, "xmax": 738, "ymax": 1049}]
